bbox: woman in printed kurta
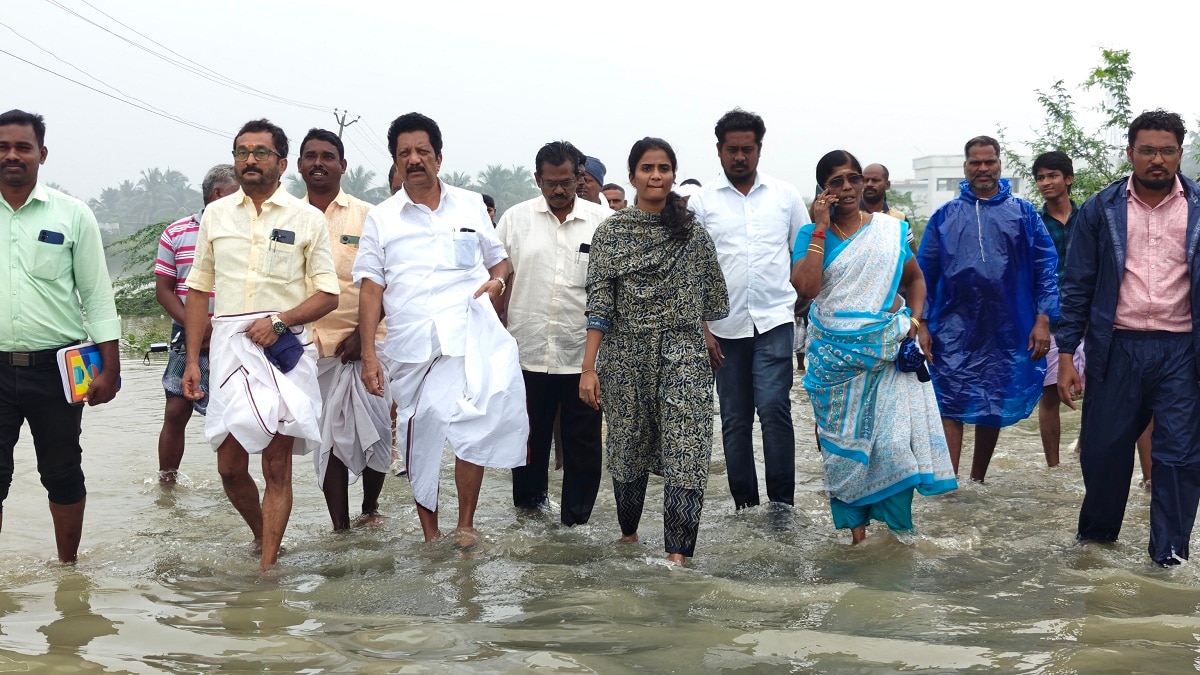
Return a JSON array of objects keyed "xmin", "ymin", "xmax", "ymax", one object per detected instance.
[
  {"xmin": 792, "ymin": 150, "xmax": 957, "ymax": 544},
  {"xmin": 579, "ymin": 137, "xmax": 728, "ymax": 564}
]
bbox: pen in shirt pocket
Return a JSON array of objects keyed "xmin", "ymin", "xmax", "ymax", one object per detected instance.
[{"xmin": 576, "ymin": 242, "xmax": 590, "ymax": 264}]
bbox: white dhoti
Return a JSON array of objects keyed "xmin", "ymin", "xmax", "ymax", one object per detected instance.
[
  {"xmin": 206, "ymin": 313, "xmax": 323, "ymax": 456},
  {"xmin": 389, "ymin": 296, "xmax": 528, "ymax": 512},
  {"xmin": 314, "ymin": 354, "xmax": 394, "ymax": 487}
]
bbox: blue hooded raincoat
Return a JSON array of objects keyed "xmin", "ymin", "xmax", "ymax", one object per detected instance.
[{"xmin": 918, "ymin": 179, "xmax": 1060, "ymax": 427}]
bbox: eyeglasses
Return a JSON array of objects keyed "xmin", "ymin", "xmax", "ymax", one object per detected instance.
[
  {"xmin": 541, "ymin": 177, "xmax": 578, "ymax": 191},
  {"xmin": 826, "ymin": 173, "xmax": 864, "ymax": 190},
  {"xmin": 1134, "ymin": 146, "xmax": 1181, "ymax": 158},
  {"xmin": 233, "ymin": 147, "xmax": 282, "ymax": 162}
]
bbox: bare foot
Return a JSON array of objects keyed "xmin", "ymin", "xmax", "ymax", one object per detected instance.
[
  {"xmin": 851, "ymin": 525, "xmax": 867, "ymax": 544},
  {"xmin": 618, "ymin": 532, "xmax": 639, "ymax": 544},
  {"xmin": 1140, "ymin": 478, "xmax": 1152, "ymax": 492},
  {"xmin": 158, "ymin": 470, "xmax": 178, "ymax": 485},
  {"xmin": 452, "ymin": 527, "xmax": 479, "ymax": 549},
  {"xmin": 251, "ymin": 539, "xmax": 263, "ymax": 555},
  {"xmin": 353, "ymin": 511, "xmax": 384, "ymax": 527},
  {"xmin": 666, "ymin": 553, "xmax": 686, "ymax": 566}
]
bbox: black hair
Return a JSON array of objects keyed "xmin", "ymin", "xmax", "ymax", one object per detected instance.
[
  {"xmin": 714, "ymin": 108, "xmax": 766, "ymax": 146},
  {"xmin": 300, "ymin": 128, "xmax": 345, "ymax": 161},
  {"xmin": 0, "ymin": 109, "xmax": 46, "ymax": 146},
  {"xmin": 387, "ymin": 112, "xmax": 443, "ymax": 159},
  {"xmin": 235, "ymin": 119, "xmax": 288, "ymax": 158},
  {"xmin": 627, "ymin": 137, "xmax": 691, "ymax": 242},
  {"xmin": 1032, "ymin": 151, "xmax": 1074, "ymax": 179},
  {"xmin": 815, "ymin": 150, "xmax": 863, "ymax": 187},
  {"xmin": 680, "ymin": 178, "xmax": 702, "ymax": 187},
  {"xmin": 534, "ymin": 141, "xmax": 583, "ymax": 174},
  {"xmin": 869, "ymin": 163, "xmax": 891, "ymax": 180},
  {"xmin": 482, "ymin": 194, "xmax": 495, "ymax": 209},
  {"xmin": 1127, "ymin": 109, "xmax": 1187, "ymax": 147},
  {"xmin": 964, "ymin": 135, "xmax": 1001, "ymax": 159},
  {"xmin": 602, "ymin": 183, "xmax": 624, "ymax": 195}
]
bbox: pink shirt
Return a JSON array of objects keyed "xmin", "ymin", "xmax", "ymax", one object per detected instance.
[{"xmin": 1114, "ymin": 176, "xmax": 1191, "ymax": 332}]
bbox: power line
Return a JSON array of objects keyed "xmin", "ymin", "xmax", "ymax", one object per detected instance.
[
  {"xmin": 76, "ymin": 0, "xmax": 330, "ymax": 113},
  {"xmin": 345, "ymin": 123, "xmax": 388, "ymax": 179},
  {"xmin": 0, "ymin": 48, "xmax": 227, "ymax": 138},
  {"xmin": 43, "ymin": 0, "xmax": 331, "ymax": 113},
  {"xmin": 0, "ymin": 21, "xmax": 224, "ymax": 135}
]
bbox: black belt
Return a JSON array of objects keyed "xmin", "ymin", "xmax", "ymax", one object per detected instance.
[{"xmin": 0, "ymin": 346, "xmax": 66, "ymax": 367}]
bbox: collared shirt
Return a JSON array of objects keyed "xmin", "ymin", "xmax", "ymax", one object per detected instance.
[
  {"xmin": 1040, "ymin": 201, "xmax": 1079, "ymax": 288},
  {"xmin": 496, "ymin": 195, "xmax": 611, "ymax": 373},
  {"xmin": 1115, "ymin": 175, "xmax": 1191, "ymax": 332},
  {"xmin": 689, "ymin": 171, "xmax": 807, "ymax": 339},
  {"xmin": 0, "ymin": 183, "xmax": 121, "ymax": 350},
  {"xmin": 353, "ymin": 181, "xmax": 507, "ymax": 364},
  {"xmin": 306, "ymin": 190, "xmax": 384, "ymax": 358},
  {"xmin": 186, "ymin": 185, "xmax": 339, "ymax": 318},
  {"xmin": 155, "ymin": 213, "xmax": 215, "ymax": 317}
]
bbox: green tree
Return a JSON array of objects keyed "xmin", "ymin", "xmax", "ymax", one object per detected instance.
[
  {"xmin": 108, "ymin": 220, "xmax": 169, "ymax": 316},
  {"xmin": 999, "ymin": 48, "xmax": 1134, "ymax": 205},
  {"xmin": 286, "ymin": 166, "xmax": 389, "ymax": 204},
  {"xmin": 886, "ymin": 189, "xmax": 928, "ymax": 242},
  {"xmin": 440, "ymin": 171, "xmax": 476, "ymax": 189},
  {"xmin": 475, "ymin": 164, "xmax": 537, "ymax": 216}
]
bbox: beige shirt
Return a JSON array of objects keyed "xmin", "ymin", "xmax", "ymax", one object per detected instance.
[
  {"xmin": 496, "ymin": 195, "xmax": 612, "ymax": 373},
  {"xmin": 187, "ymin": 185, "xmax": 339, "ymax": 318},
  {"xmin": 306, "ymin": 190, "xmax": 384, "ymax": 358}
]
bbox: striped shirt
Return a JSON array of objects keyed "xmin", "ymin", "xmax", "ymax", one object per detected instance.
[{"xmin": 155, "ymin": 213, "xmax": 214, "ymax": 316}]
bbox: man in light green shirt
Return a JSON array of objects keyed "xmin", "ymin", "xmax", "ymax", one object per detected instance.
[{"xmin": 0, "ymin": 109, "xmax": 121, "ymax": 563}]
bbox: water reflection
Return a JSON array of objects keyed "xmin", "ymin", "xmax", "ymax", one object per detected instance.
[{"xmin": 1, "ymin": 365, "xmax": 1200, "ymax": 671}]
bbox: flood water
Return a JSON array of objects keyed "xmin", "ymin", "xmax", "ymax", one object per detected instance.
[{"xmin": 2, "ymin": 357, "xmax": 1198, "ymax": 673}]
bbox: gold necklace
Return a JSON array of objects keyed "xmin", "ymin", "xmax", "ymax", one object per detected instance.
[{"xmin": 832, "ymin": 211, "xmax": 865, "ymax": 240}]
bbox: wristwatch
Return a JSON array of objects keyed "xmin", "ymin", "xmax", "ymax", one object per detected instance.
[{"xmin": 270, "ymin": 314, "xmax": 287, "ymax": 335}]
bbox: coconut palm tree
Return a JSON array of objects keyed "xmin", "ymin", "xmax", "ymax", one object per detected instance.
[
  {"xmin": 474, "ymin": 164, "xmax": 537, "ymax": 216},
  {"xmin": 440, "ymin": 171, "xmax": 476, "ymax": 189}
]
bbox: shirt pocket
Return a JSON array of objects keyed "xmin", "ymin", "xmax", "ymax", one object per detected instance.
[
  {"xmin": 452, "ymin": 230, "xmax": 481, "ymax": 269},
  {"xmin": 572, "ymin": 251, "xmax": 590, "ymax": 287},
  {"xmin": 263, "ymin": 241, "xmax": 300, "ymax": 282},
  {"xmin": 30, "ymin": 234, "xmax": 72, "ymax": 281}
]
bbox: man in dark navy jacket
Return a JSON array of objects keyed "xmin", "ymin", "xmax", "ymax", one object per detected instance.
[{"xmin": 1057, "ymin": 109, "xmax": 1200, "ymax": 566}]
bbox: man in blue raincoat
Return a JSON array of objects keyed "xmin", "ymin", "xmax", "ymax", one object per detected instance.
[{"xmin": 918, "ymin": 136, "xmax": 1059, "ymax": 483}]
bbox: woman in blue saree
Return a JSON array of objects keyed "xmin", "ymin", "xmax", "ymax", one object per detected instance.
[{"xmin": 791, "ymin": 150, "xmax": 957, "ymax": 543}]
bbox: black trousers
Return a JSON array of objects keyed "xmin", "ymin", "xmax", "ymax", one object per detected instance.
[
  {"xmin": 0, "ymin": 359, "xmax": 86, "ymax": 510},
  {"xmin": 1077, "ymin": 331, "xmax": 1200, "ymax": 564},
  {"xmin": 511, "ymin": 370, "xmax": 603, "ymax": 525}
]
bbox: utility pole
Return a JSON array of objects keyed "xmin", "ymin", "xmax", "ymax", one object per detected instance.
[{"xmin": 332, "ymin": 108, "xmax": 360, "ymax": 138}]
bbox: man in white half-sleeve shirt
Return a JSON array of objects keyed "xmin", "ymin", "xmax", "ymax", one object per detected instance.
[
  {"xmin": 496, "ymin": 140, "xmax": 610, "ymax": 526},
  {"xmin": 355, "ymin": 112, "xmax": 527, "ymax": 546},
  {"xmin": 690, "ymin": 108, "xmax": 806, "ymax": 511}
]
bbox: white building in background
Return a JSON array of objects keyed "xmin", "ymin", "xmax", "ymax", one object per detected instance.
[{"xmin": 891, "ymin": 155, "xmax": 1029, "ymax": 219}]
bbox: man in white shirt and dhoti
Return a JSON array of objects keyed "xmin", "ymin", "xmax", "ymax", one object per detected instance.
[
  {"xmin": 182, "ymin": 119, "xmax": 339, "ymax": 571},
  {"xmin": 356, "ymin": 112, "xmax": 526, "ymax": 546}
]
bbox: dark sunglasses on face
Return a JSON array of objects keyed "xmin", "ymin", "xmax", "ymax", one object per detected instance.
[{"xmin": 826, "ymin": 173, "xmax": 864, "ymax": 190}]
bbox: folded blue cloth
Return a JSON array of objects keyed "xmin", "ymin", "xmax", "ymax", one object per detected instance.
[
  {"xmin": 896, "ymin": 337, "xmax": 931, "ymax": 382},
  {"xmin": 264, "ymin": 329, "xmax": 303, "ymax": 374}
]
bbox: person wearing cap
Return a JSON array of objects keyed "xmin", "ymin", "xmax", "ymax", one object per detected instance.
[{"xmin": 577, "ymin": 156, "xmax": 607, "ymax": 205}]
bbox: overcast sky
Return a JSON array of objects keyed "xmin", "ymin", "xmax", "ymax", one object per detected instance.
[{"xmin": 6, "ymin": 0, "xmax": 1199, "ymax": 202}]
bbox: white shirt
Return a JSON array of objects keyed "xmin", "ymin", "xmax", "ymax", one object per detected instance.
[
  {"xmin": 353, "ymin": 181, "xmax": 507, "ymax": 364},
  {"xmin": 689, "ymin": 171, "xmax": 808, "ymax": 339},
  {"xmin": 496, "ymin": 195, "xmax": 612, "ymax": 373}
]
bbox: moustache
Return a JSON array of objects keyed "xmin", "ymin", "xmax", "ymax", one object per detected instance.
[
  {"xmin": 0, "ymin": 162, "xmax": 23, "ymax": 169},
  {"xmin": 406, "ymin": 166, "xmax": 426, "ymax": 174},
  {"xmin": 241, "ymin": 167, "xmax": 263, "ymax": 175}
]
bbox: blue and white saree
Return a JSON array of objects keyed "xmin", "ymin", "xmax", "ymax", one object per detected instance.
[{"xmin": 800, "ymin": 214, "xmax": 957, "ymax": 528}]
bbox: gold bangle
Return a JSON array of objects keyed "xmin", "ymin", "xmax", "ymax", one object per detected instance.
[
  {"xmin": 581, "ymin": 368, "xmax": 596, "ymax": 374},
  {"xmin": 911, "ymin": 317, "xmax": 921, "ymax": 329}
]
